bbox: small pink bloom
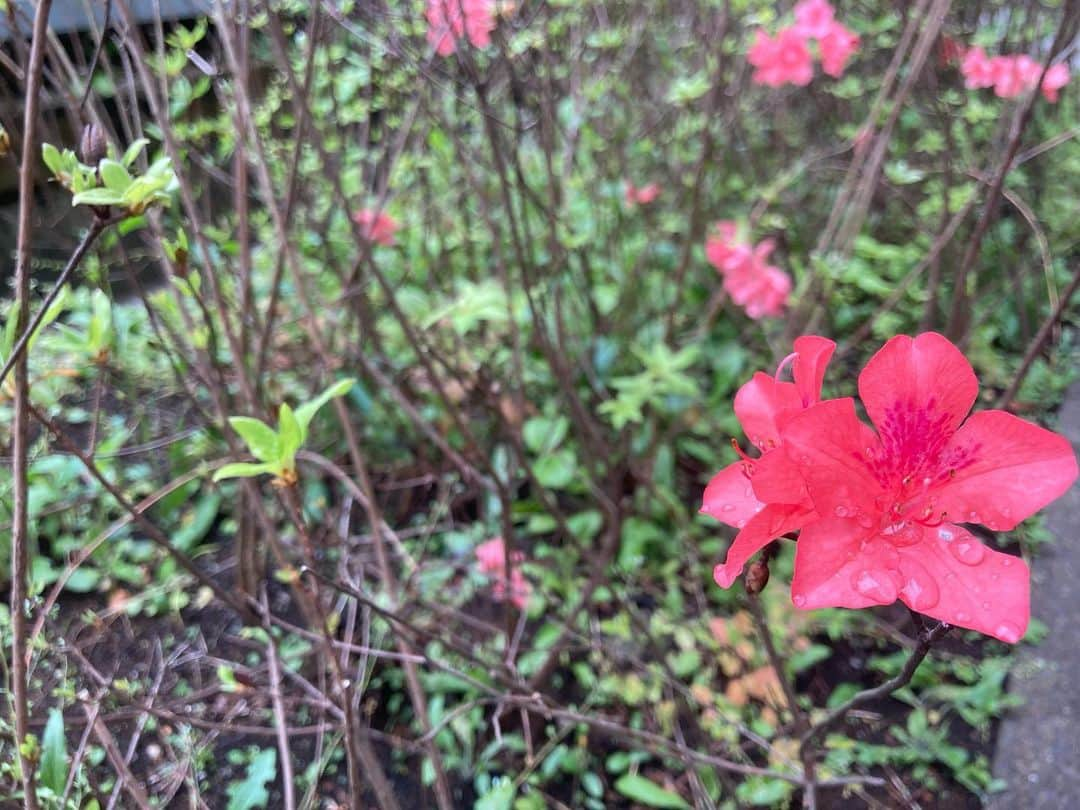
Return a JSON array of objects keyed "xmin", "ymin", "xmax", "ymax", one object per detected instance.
[
  {"xmin": 793, "ymin": 0, "xmax": 835, "ymax": 39},
  {"xmin": 1042, "ymin": 62, "xmax": 1070, "ymax": 102},
  {"xmin": 991, "ymin": 55, "xmax": 1028, "ymax": 98},
  {"xmin": 960, "ymin": 46, "xmax": 995, "ymax": 89},
  {"xmin": 426, "ymin": 0, "xmax": 495, "ymax": 57},
  {"xmin": 747, "ymin": 27, "xmax": 814, "ymax": 87},
  {"xmin": 624, "ymin": 180, "xmax": 661, "ymax": 206},
  {"xmin": 705, "ymin": 225, "xmax": 792, "ymax": 320},
  {"xmin": 474, "ymin": 537, "xmax": 530, "ymax": 609},
  {"xmin": 818, "ymin": 21, "xmax": 860, "ymax": 78},
  {"xmin": 352, "ymin": 208, "xmax": 399, "ymax": 246}
]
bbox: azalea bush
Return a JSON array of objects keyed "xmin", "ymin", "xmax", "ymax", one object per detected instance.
[{"xmin": 2, "ymin": 1, "xmax": 1079, "ymax": 809}]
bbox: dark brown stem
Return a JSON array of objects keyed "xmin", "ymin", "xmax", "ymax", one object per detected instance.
[{"xmin": 11, "ymin": 3, "xmax": 53, "ymax": 807}]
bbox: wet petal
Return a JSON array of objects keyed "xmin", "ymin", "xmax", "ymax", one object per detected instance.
[
  {"xmin": 897, "ymin": 524, "xmax": 1029, "ymax": 643},
  {"xmin": 750, "ymin": 446, "xmax": 810, "ymax": 506},
  {"xmin": 734, "ymin": 372, "xmax": 802, "ymax": 450},
  {"xmin": 790, "ymin": 517, "xmax": 898, "ymax": 609},
  {"xmin": 792, "ymin": 336, "xmax": 836, "ymax": 407},
  {"xmin": 781, "ymin": 398, "xmax": 884, "ymax": 517},
  {"xmin": 858, "ymin": 333, "xmax": 977, "ymax": 445},
  {"xmin": 701, "ymin": 462, "xmax": 762, "ymax": 528},
  {"xmin": 934, "ymin": 410, "xmax": 1078, "ymax": 530},
  {"xmin": 713, "ymin": 503, "xmax": 813, "ymax": 589}
]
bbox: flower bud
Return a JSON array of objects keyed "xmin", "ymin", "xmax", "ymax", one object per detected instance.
[
  {"xmin": 745, "ymin": 559, "xmax": 770, "ymax": 594},
  {"xmin": 78, "ymin": 122, "xmax": 107, "ymax": 166}
]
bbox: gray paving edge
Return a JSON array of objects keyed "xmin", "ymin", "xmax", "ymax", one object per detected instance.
[{"xmin": 989, "ymin": 379, "xmax": 1080, "ymax": 809}]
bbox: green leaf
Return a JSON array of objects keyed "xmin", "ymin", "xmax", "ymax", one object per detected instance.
[
  {"xmin": 39, "ymin": 707, "xmax": 67, "ymax": 795},
  {"xmin": 294, "ymin": 378, "xmax": 355, "ymax": 437},
  {"xmin": 226, "ymin": 748, "xmax": 276, "ymax": 810},
  {"xmin": 277, "ymin": 404, "xmax": 302, "ymax": 462},
  {"xmin": 213, "ymin": 462, "xmax": 274, "ymax": 482},
  {"xmin": 613, "ymin": 774, "xmax": 690, "ymax": 809},
  {"xmin": 99, "ymin": 159, "xmax": 133, "ymax": 192},
  {"xmin": 72, "ymin": 187, "xmax": 124, "ymax": 207},
  {"xmin": 228, "ymin": 417, "xmax": 279, "ymax": 463},
  {"xmin": 120, "ymin": 138, "xmax": 150, "ymax": 167},
  {"xmin": 474, "ymin": 777, "xmax": 517, "ymax": 810},
  {"xmin": 42, "ymin": 143, "xmax": 64, "ymax": 176},
  {"xmin": 534, "ymin": 450, "xmax": 576, "ymax": 489}
]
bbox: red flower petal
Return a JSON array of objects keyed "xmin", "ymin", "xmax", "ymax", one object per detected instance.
[
  {"xmin": 701, "ymin": 462, "xmax": 762, "ymax": 528},
  {"xmin": 714, "ymin": 503, "xmax": 812, "ymax": 588},
  {"xmin": 858, "ymin": 333, "xmax": 977, "ymax": 442},
  {"xmin": 792, "ymin": 336, "xmax": 835, "ymax": 407},
  {"xmin": 750, "ymin": 446, "xmax": 810, "ymax": 506},
  {"xmin": 934, "ymin": 410, "xmax": 1078, "ymax": 530},
  {"xmin": 896, "ymin": 524, "xmax": 1029, "ymax": 643},
  {"xmin": 790, "ymin": 517, "xmax": 899, "ymax": 609},
  {"xmin": 734, "ymin": 372, "xmax": 802, "ymax": 450},
  {"xmin": 782, "ymin": 398, "xmax": 884, "ymax": 518}
]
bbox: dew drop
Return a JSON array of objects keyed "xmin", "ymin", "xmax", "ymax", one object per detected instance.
[
  {"xmin": 721, "ymin": 504, "xmax": 736, "ymax": 513},
  {"xmin": 735, "ymin": 519, "xmax": 746, "ymax": 528},
  {"xmin": 955, "ymin": 611, "xmax": 970, "ymax": 623},
  {"xmin": 938, "ymin": 527, "xmax": 954, "ymax": 542},
  {"xmin": 857, "ymin": 512, "xmax": 874, "ymax": 529},
  {"xmin": 994, "ymin": 622, "xmax": 1023, "ymax": 643},
  {"xmin": 967, "ymin": 510, "xmax": 979, "ymax": 522},
  {"xmin": 900, "ymin": 569, "xmax": 940, "ymax": 612},
  {"xmin": 1001, "ymin": 559, "xmax": 1013, "ymax": 568},
  {"xmin": 851, "ymin": 569, "xmax": 897, "ymax": 604},
  {"xmin": 834, "ymin": 505, "xmax": 851, "ymax": 518},
  {"xmin": 793, "ymin": 594, "xmax": 807, "ymax": 608},
  {"xmin": 950, "ymin": 539, "xmax": 986, "ymax": 566}
]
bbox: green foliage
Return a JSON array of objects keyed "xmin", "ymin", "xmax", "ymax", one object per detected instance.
[{"xmin": 226, "ymin": 748, "xmax": 277, "ymax": 810}]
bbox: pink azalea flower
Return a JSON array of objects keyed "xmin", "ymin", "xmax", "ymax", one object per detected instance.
[
  {"xmin": 747, "ymin": 27, "xmax": 814, "ymax": 87},
  {"xmin": 352, "ymin": 208, "xmax": 399, "ymax": 246},
  {"xmin": 624, "ymin": 180, "xmax": 661, "ymax": 206},
  {"xmin": 1042, "ymin": 62, "xmax": 1070, "ymax": 102},
  {"xmin": 818, "ymin": 21, "xmax": 860, "ymax": 77},
  {"xmin": 776, "ymin": 333, "xmax": 1077, "ymax": 642},
  {"xmin": 705, "ymin": 224, "xmax": 793, "ymax": 320},
  {"xmin": 793, "ymin": 0, "xmax": 836, "ymax": 39},
  {"xmin": 702, "ymin": 336, "xmax": 837, "ymax": 587},
  {"xmin": 960, "ymin": 46, "xmax": 996, "ymax": 89},
  {"xmin": 426, "ymin": 0, "xmax": 495, "ymax": 57},
  {"xmin": 474, "ymin": 537, "xmax": 530, "ymax": 609}
]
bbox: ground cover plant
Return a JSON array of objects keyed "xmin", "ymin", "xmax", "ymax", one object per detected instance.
[{"xmin": 1, "ymin": 0, "xmax": 1079, "ymax": 808}]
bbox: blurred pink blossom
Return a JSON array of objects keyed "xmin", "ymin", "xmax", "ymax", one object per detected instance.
[
  {"xmin": 705, "ymin": 222, "xmax": 791, "ymax": 320},
  {"xmin": 474, "ymin": 537, "xmax": 530, "ymax": 609},
  {"xmin": 960, "ymin": 46, "xmax": 996, "ymax": 89},
  {"xmin": 426, "ymin": 0, "xmax": 495, "ymax": 57},
  {"xmin": 352, "ymin": 208, "xmax": 399, "ymax": 246},
  {"xmin": 1041, "ymin": 62, "xmax": 1070, "ymax": 102},
  {"xmin": 624, "ymin": 180, "xmax": 661, "ymax": 206},
  {"xmin": 818, "ymin": 21, "xmax": 860, "ymax": 77},
  {"xmin": 793, "ymin": 0, "xmax": 835, "ymax": 39},
  {"xmin": 747, "ymin": 28, "xmax": 814, "ymax": 87}
]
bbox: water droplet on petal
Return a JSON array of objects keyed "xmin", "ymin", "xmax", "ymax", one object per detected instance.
[
  {"xmin": 851, "ymin": 569, "xmax": 897, "ymax": 604},
  {"xmin": 834, "ymin": 505, "xmax": 850, "ymax": 518},
  {"xmin": 995, "ymin": 622, "xmax": 1022, "ymax": 643},
  {"xmin": 1001, "ymin": 559, "xmax": 1013, "ymax": 568},
  {"xmin": 900, "ymin": 569, "xmax": 940, "ymax": 612},
  {"xmin": 967, "ymin": 510, "xmax": 979, "ymax": 522},
  {"xmin": 950, "ymin": 539, "xmax": 986, "ymax": 566},
  {"xmin": 721, "ymin": 504, "xmax": 735, "ymax": 513},
  {"xmin": 793, "ymin": 594, "xmax": 807, "ymax": 608},
  {"xmin": 857, "ymin": 512, "xmax": 874, "ymax": 529},
  {"xmin": 955, "ymin": 611, "xmax": 970, "ymax": 623},
  {"xmin": 735, "ymin": 518, "xmax": 746, "ymax": 528},
  {"xmin": 938, "ymin": 527, "xmax": 954, "ymax": 542}
]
